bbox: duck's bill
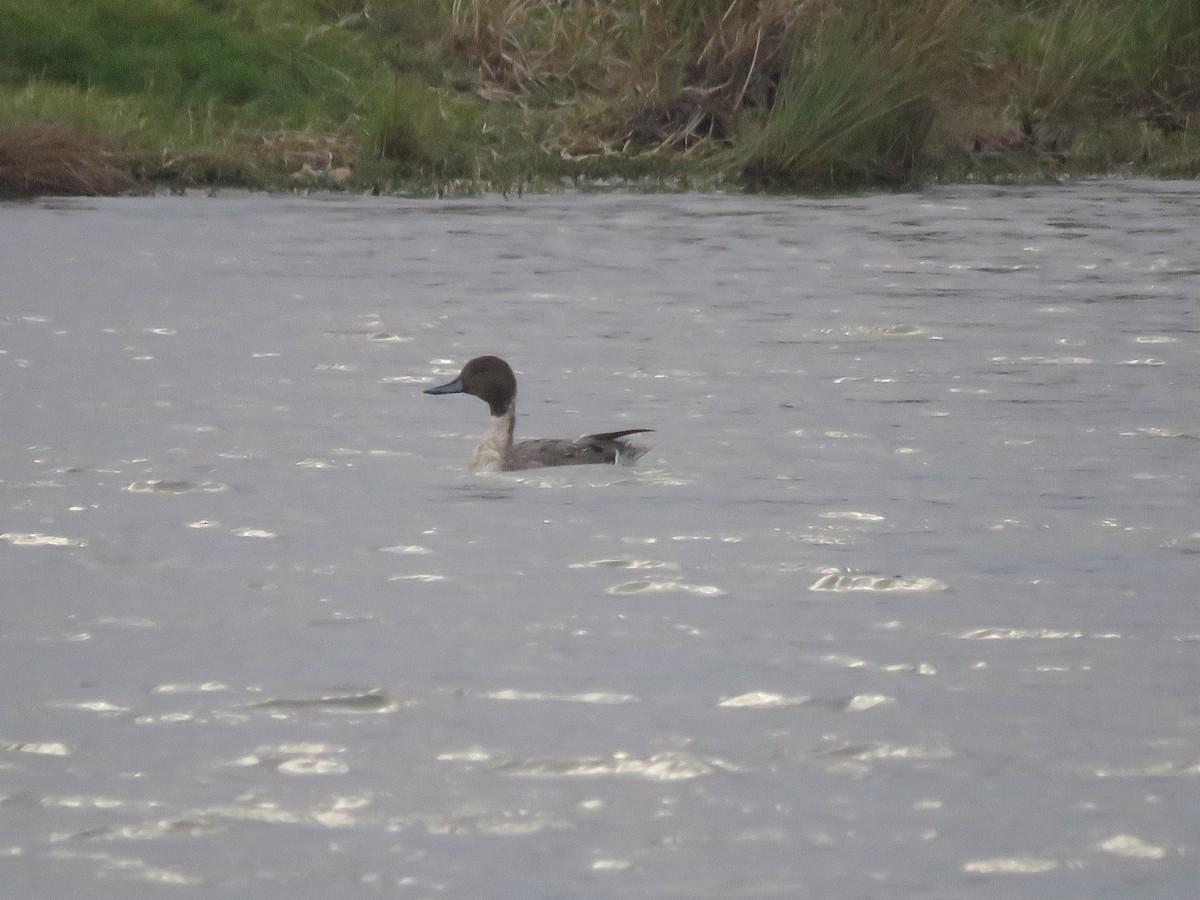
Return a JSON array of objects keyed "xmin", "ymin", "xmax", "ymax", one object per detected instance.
[{"xmin": 424, "ymin": 376, "xmax": 465, "ymax": 395}]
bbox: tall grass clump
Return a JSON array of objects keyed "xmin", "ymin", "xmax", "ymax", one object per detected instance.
[
  {"xmin": 957, "ymin": 0, "xmax": 1200, "ymax": 170},
  {"xmin": 1112, "ymin": 0, "xmax": 1200, "ymax": 126},
  {"xmin": 979, "ymin": 0, "xmax": 1127, "ymax": 129},
  {"xmin": 979, "ymin": 0, "xmax": 1200, "ymax": 118},
  {"xmin": 1119, "ymin": 0, "xmax": 1200, "ymax": 174},
  {"xmin": 365, "ymin": 75, "xmax": 481, "ymax": 179},
  {"xmin": 741, "ymin": 0, "xmax": 967, "ymax": 188}
]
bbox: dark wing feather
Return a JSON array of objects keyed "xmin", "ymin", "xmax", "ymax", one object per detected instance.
[{"xmin": 581, "ymin": 429, "xmax": 654, "ymax": 442}]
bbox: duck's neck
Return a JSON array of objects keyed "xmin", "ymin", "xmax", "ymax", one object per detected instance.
[{"xmin": 471, "ymin": 406, "xmax": 515, "ymax": 472}]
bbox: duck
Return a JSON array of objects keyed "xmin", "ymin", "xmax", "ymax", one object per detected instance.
[{"xmin": 424, "ymin": 356, "xmax": 652, "ymax": 472}]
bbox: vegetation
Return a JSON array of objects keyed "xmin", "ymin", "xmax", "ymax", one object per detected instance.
[{"xmin": 1, "ymin": 0, "xmax": 1198, "ymax": 196}]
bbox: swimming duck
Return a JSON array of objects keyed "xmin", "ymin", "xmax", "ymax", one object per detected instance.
[{"xmin": 424, "ymin": 355, "xmax": 652, "ymax": 472}]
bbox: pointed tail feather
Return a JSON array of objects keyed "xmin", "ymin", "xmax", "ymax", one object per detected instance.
[
  {"xmin": 579, "ymin": 429, "xmax": 653, "ymax": 465},
  {"xmin": 583, "ymin": 429, "xmax": 654, "ymax": 442}
]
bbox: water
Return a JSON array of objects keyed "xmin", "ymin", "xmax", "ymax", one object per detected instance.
[{"xmin": 2, "ymin": 182, "xmax": 1198, "ymax": 898}]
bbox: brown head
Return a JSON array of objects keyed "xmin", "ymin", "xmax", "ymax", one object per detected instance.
[{"xmin": 424, "ymin": 355, "xmax": 518, "ymax": 417}]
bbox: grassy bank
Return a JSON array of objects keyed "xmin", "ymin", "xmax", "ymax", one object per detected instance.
[{"xmin": 1, "ymin": 0, "xmax": 1198, "ymax": 197}]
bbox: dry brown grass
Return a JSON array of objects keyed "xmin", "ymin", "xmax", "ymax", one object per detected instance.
[
  {"xmin": 0, "ymin": 123, "xmax": 134, "ymax": 198},
  {"xmin": 450, "ymin": 0, "xmax": 804, "ymax": 158},
  {"xmin": 0, "ymin": 123, "xmax": 363, "ymax": 196},
  {"xmin": 612, "ymin": 0, "xmax": 802, "ymax": 154}
]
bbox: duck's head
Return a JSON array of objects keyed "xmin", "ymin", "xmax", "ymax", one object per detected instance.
[{"xmin": 424, "ymin": 355, "xmax": 517, "ymax": 417}]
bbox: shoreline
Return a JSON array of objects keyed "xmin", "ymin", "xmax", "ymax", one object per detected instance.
[{"xmin": 2, "ymin": 0, "xmax": 1197, "ymax": 199}]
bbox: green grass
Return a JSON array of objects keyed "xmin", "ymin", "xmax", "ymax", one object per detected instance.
[
  {"xmin": 945, "ymin": 0, "xmax": 1200, "ymax": 180},
  {"xmin": 1, "ymin": 0, "xmax": 1198, "ymax": 197},
  {"xmin": 0, "ymin": 0, "xmax": 385, "ymax": 123},
  {"xmin": 739, "ymin": 0, "xmax": 966, "ymax": 189}
]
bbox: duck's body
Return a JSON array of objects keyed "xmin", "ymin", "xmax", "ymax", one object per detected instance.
[{"xmin": 425, "ymin": 356, "xmax": 651, "ymax": 472}]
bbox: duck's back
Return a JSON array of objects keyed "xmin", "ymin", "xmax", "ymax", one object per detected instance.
[{"xmin": 506, "ymin": 430, "xmax": 652, "ymax": 470}]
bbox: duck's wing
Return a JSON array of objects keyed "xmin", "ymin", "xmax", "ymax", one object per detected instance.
[
  {"xmin": 507, "ymin": 430, "xmax": 653, "ymax": 469},
  {"xmin": 578, "ymin": 429, "xmax": 653, "ymax": 465}
]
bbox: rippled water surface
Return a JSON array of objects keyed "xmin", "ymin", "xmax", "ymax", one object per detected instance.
[{"xmin": 3, "ymin": 183, "xmax": 1199, "ymax": 898}]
